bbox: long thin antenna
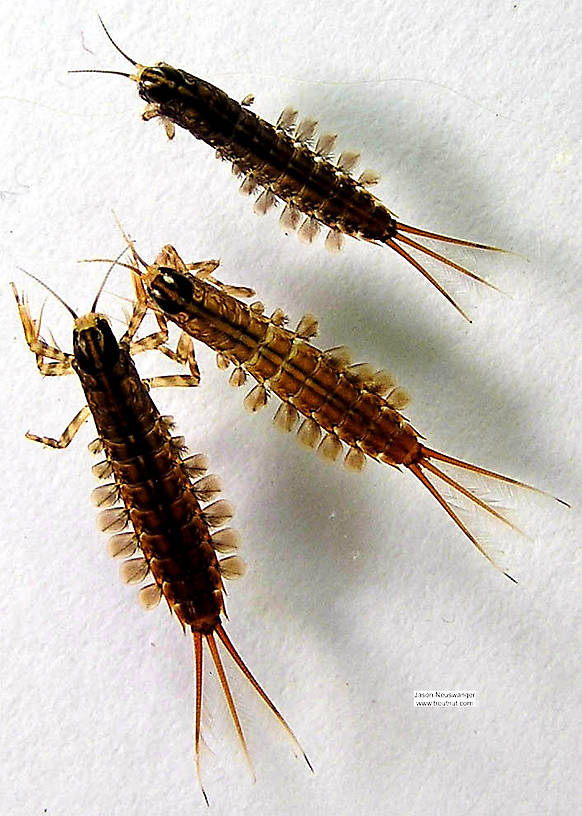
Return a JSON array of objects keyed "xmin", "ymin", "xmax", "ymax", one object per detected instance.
[
  {"xmin": 90, "ymin": 249, "xmax": 128, "ymax": 312},
  {"xmin": 69, "ymin": 17, "xmax": 140, "ymax": 78},
  {"xmin": 97, "ymin": 15, "xmax": 138, "ymax": 66},
  {"xmin": 17, "ymin": 267, "xmax": 78, "ymax": 320},
  {"xmin": 68, "ymin": 69, "xmax": 131, "ymax": 78},
  {"xmin": 79, "ymin": 258, "xmax": 141, "ymax": 274},
  {"xmin": 111, "ymin": 211, "xmax": 150, "ymax": 269}
]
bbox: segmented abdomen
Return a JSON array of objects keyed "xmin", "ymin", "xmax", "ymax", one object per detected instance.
[
  {"xmin": 166, "ymin": 280, "xmax": 421, "ymax": 468},
  {"xmin": 78, "ymin": 346, "xmax": 223, "ymax": 633},
  {"xmin": 141, "ymin": 67, "xmax": 396, "ymax": 242}
]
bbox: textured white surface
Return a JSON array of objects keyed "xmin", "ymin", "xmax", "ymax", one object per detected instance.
[{"xmin": 1, "ymin": 1, "xmax": 581, "ymax": 814}]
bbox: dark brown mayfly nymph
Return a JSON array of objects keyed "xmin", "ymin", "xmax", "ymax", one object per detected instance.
[
  {"xmin": 72, "ymin": 18, "xmax": 508, "ymax": 321},
  {"xmin": 12, "ymin": 274, "xmax": 311, "ymax": 804},
  {"xmin": 107, "ymin": 242, "xmax": 567, "ymax": 582}
]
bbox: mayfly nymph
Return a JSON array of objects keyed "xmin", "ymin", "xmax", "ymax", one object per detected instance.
[
  {"xmin": 12, "ymin": 274, "xmax": 311, "ymax": 804},
  {"xmin": 111, "ymin": 243, "xmax": 567, "ymax": 581},
  {"xmin": 72, "ymin": 18, "xmax": 508, "ymax": 321}
]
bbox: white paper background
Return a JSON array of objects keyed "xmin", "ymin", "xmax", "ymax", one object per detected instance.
[{"xmin": 1, "ymin": 2, "xmax": 581, "ymax": 814}]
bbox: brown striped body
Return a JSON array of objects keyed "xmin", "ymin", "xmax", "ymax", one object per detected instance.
[
  {"xmin": 143, "ymin": 250, "xmax": 421, "ymax": 469},
  {"xmin": 131, "ymin": 246, "xmax": 558, "ymax": 579},
  {"xmin": 138, "ymin": 64, "xmax": 396, "ymax": 243},
  {"xmin": 132, "ymin": 61, "xmax": 508, "ymax": 320},
  {"xmin": 13, "ymin": 290, "xmax": 310, "ymax": 801},
  {"xmin": 75, "ymin": 20, "xmax": 507, "ymax": 320},
  {"xmin": 73, "ymin": 314, "xmax": 222, "ymax": 633}
]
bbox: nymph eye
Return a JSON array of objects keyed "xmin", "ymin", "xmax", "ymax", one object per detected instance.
[
  {"xmin": 149, "ymin": 268, "xmax": 195, "ymax": 314},
  {"xmin": 140, "ymin": 67, "xmax": 168, "ymax": 91},
  {"xmin": 147, "ymin": 67, "xmax": 167, "ymax": 80}
]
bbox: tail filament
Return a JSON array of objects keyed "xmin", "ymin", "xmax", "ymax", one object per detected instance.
[
  {"xmin": 192, "ymin": 623, "xmax": 312, "ymax": 803},
  {"xmin": 387, "ymin": 221, "xmax": 508, "ymax": 320},
  {"xmin": 408, "ymin": 445, "xmax": 565, "ymax": 580}
]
